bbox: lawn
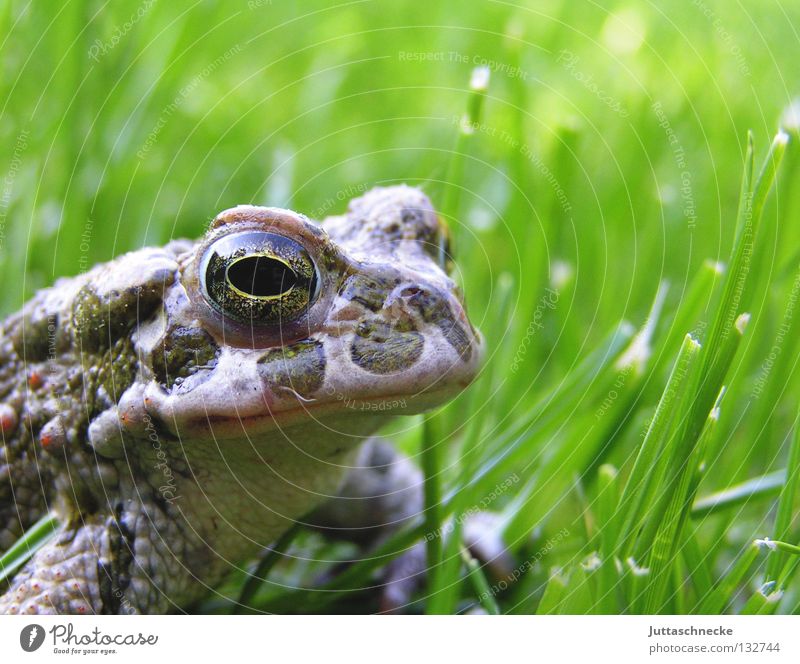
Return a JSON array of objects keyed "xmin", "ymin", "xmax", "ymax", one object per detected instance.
[{"xmin": 1, "ymin": 0, "xmax": 799, "ymax": 614}]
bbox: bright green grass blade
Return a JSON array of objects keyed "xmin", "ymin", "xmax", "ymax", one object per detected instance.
[
  {"xmin": 536, "ymin": 569, "xmax": 570, "ymax": 615},
  {"xmin": 424, "ymin": 519, "xmax": 464, "ymax": 615},
  {"xmin": 426, "ymin": 276, "xmax": 515, "ymax": 615},
  {"xmin": 622, "ymin": 134, "xmax": 786, "ymax": 614},
  {"xmin": 701, "ymin": 133, "xmax": 786, "ymax": 389},
  {"xmin": 683, "ymin": 391, "xmax": 722, "ymax": 521},
  {"xmin": 639, "ymin": 316, "xmax": 747, "ymax": 613},
  {"xmin": 0, "ymin": 513, "xmax": 59, "ymax": 584},
  {"xmin": 440, "ymin": 65, "xmax": 490, "ymax": 218},
  {"xmin": 461, "ymin": 547, "xmax": 500, "ymax": 615},
  {"xmin": 423, "ymin": 65, "xmax": 491, "ymax": 614},
  {"xmin": 691, "ymin": 470, "xmax": 785, "ymax": 518},
  {"xmin": 593, "ymin": 465, "xmax": 622, "ymax": 613},
  {"xmin": 612, "ymin": 333, "xmax": 702, "ymax": 557},
  {"xmin": 675, "ymin": 135, "xmax": 785, "ymax": 480},
  {"xmin": 763, "ymin": 539, "xmax": 800, "ymax": 556},
  {"xmin": 680, "ymin": 530, "xmax": 715, "ymax": 611},
  {"xmin": 557, "ymin": 560, "xmax": 598, "ymax": 614},
  {"xmin": 740, "ymin": 583, "xmax": 782, "ymax": 615},
  {"xmin": 754, "ymin": 593, "xmax": 784, "ymax": 615},
  {"xmin": 449, "ymin": 320, "xmax": 636, "ymax": 509},
  {"xmin": 661, "ymin": 260, "xmax": 725, "ymax": 365},
  {"xmin": 595, "ymin": 464, "xmax": 619, "ymax": 561},
  {"xmin": 777, "ymin": 554, "xmax": 800, "ymax": 591},
  {"xmin": 696, "ymin": 540, "xmax": 765, "ymax": 614},
  {"xmin": 642, "ymin": 406, "xmax": 722, "ymax": 614},
  {"xmin": 766, "ymin": 415, "xmax": 800, "ymax": 579},
  {"xmin": 504, "ymin": 285, "xmax": 667, "ymax": 543},
  {"xmin": 421, "ymin": 412, "xmax": 446, "ymax": 613},
  {"xmin": 452, "ymin": 273, "xmax": 516, "ymax": 511},
  {"xmin": 742, "ymin": 538, "xmax": 800, "ymax": 614}
]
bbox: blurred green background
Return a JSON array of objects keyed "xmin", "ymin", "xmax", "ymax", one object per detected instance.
[{"xmin": 2, "ymin": 0, "xmax": 800, "ymax": 613}]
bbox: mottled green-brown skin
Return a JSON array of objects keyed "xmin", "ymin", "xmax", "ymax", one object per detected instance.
[
  {"xmin": 257, "ymin": 340, "xmax": 326, "ymax": 399},
  {"xmin": 0, "ymin": 251, "xmax": 185, "ymax": 613},
  {"xmin": 151, "ymin": 325, "xmax": 219, "ymax": 390},
  {"xmin": 0, "ymin": 278, "xmax": 161, "ymax": 552},
  {"xmin": 351, "ymin": 320, "xmax": 425, "ymax": 374},
  {"xmin": 0, "ymin": 186, "xmax": 483, "ymax": 614}
]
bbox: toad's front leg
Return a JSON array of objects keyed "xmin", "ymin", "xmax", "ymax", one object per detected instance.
[{"xmin": 0, "ymin": 501, "xmax": 205, "ymax": 615}]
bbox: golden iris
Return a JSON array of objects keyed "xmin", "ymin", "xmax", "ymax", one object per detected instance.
[{"xmin": 200, "ymin": 231, "xmax": 318, "ymax": 325}]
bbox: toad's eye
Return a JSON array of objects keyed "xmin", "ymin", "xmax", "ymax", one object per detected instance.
[{"xmin": 199, "ymin": 231, "xmax": 318, "ymax": 325}]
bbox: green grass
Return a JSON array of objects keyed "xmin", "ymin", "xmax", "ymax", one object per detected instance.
[{"xmin": 2, "ymin": 0, "xmax": 800, "ymax": 614}]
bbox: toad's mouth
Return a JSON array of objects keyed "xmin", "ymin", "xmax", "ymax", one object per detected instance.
[{"xmin": 153, "ymin": 380, "xmax": 473, "ymax": 440}]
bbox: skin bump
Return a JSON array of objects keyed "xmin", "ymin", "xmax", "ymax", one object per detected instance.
[{"xmin": 72, "ymin": 276, "xmax": 168, "ymax": 353}]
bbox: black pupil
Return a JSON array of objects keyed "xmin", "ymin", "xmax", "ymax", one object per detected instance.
[{"xmin": 227, "ymin": 255, "xmax": 298, "ymax": 297}]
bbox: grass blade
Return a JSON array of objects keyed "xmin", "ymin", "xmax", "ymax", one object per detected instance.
[
  {"xmin": 0, "ymin": 513, "xmax": 59, "ymax": 584},
  {"xmin": 691, "ymin": 470, "xmax": 785, "ymax": 518},
  {"xmin": 696, "ymin": 540, "xmax": 764, "ymax": 614},
  {"xmin": 612, "ymin": 334, "xmax": 702, "ymax": 555},
  {"xmin": 766, "ymin": 415, "xmax": 800, "ymax": 579}
]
